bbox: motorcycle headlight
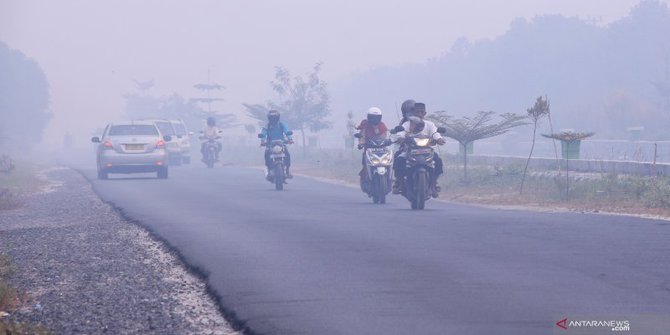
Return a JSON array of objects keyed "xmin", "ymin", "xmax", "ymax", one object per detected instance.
[
  {"xmin": 272, "ymin": 145, "xmax": 283, "ymax": 154},
  {"xmin": 414, "ymin": 138, "xmax": 431, "ymax": 147},
  {"xmin": 369, "ymin": 152, "xmax": 392, "ymax": 165}
]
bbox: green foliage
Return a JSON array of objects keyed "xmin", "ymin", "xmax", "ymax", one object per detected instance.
[
  {"xmin": 527, "ymin": 96, "xmax": 550, "ymax": 122},
  {"xmin": 0, "ymin": 42, "xmax": 51, "ymax": 150},
  {"xmin": 542, "ymin": 131, "xmax": 595, "ymax": 142},
  {"xmin": 243, "ymin": 63, "xmax": 331, "ymax": 151}
]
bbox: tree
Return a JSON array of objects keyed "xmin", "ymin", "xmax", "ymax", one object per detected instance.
[
  {"xmin": 0, "ymin": 42, "xmax": 50, "ymax": 151},
  {"xmin": 520, "ymin": 96, "xmax": 551, "ymax": 194},
  {"xmin": 244, "ymin": 124, "xmax": 257, "ymax": 143},
  {"xmin": 345, "ymin": 111, "xmax": 356, "ymax": 151},
  {"xmin": 542, "ymin": 131, "xmax": 595, "ymax": 201},
  {"xmin": 429, "ymin": 111, "xmax": 528, "ymax": 180},
  {"xmin": 243, "ymin": 63, "xmax": 331, "ymax": 154}
]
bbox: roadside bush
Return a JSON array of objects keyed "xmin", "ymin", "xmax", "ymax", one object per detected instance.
[{"xmin": 641, "ymin": 178, "xmax": 670, "ymax": 208}]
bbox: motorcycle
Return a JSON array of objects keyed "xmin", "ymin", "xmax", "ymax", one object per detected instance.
[
  {"xmin": 199, "ymin": 131, "xmax": 221, "ymax": 168},
  {"xmin": 391, "ymin": 122, "xmax": 446, "ymax": 210},
  {"xmin": 356, "ymin": 135, "xmax": 394, "ymax": 204},
  {"xmin": 259, "ymin": 132, "xmax": 293, "ymax": 191}
]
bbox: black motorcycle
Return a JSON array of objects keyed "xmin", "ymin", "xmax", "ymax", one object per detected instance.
[
  {"xmin": 200, "ymin": 131, "xmax": 221, "ymax": 168},
  {"xmin": 259, "ymin": 132, "xmax": 293, "ymax": 191},
  {"xmin": 391, "ymin": 123, "xmax": 446, "ymax": 210}
]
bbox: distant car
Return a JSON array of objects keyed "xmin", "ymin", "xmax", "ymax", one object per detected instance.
[
  {"xmin": 169, "ymin": 119, "xmax": 193, "ymax": 164},
  {"xmin": 91, "ymin": 121, "xmax": 172, "ymax": 179},
  {"xmin": 143, "ymin": 119, "xmax": 182, "ymax": 165}
]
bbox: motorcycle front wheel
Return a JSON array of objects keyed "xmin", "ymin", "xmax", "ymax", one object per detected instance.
[
  {"xmin": 274, "ymin": 164, "xmax": 284, "ymax": 190},
  {"xmin": 413, "ymin": 171, "xmax": 427, "ymax": 210}
]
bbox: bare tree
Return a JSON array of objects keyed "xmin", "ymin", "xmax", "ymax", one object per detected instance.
[
  {"xmin": 243, "ymin": 63, "xmax": 331, "ymax": 154},
  {"xmin": 520, "ymin": 96, "xmax": 550, "ymax": 194},
  {"xmin": 345, "ymin": 111, "xmax": 356, "ymax": 151},
  {"xmin": 244, "ymin": 124, "xmax": 256, "ymax": 143},
  {"xmin": 541, "ymin": 131, "xmax": 595, "ymax": 201},
  {"xmin": 429, "ymin": 111, "xmax": 528, "ymax": 180}
]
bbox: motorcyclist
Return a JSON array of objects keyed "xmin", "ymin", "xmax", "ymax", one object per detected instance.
[
  {"xmin": 391, "ymin": 99, "xmax": 415, "ymax": 192},
  {"xmin": 397, "ymin": 99, "xmax": 415, "ymax": 128},
  {"xmin": 392, "ymin": 102, "xmax": 446, "ymax": 197},
  {"xmin": 355, "ymin": 107, "xmax": 389, "ymax": 185},
  {"xmin": 200, "ymin": 116, "xmax": 222, "ymax": 161},
  {"xmin": 260, "ymin": 110, "xmax": 294, "ymax": 178}
]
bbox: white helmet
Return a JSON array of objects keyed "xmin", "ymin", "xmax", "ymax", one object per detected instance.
[{"xmin": 367, "ymin": 107, "xmax": 382, "ymax": 125}]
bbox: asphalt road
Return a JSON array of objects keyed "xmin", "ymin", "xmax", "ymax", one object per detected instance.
[{"xmin": 81, "ymin": 164, "xmax": 670, "ymax": 334}]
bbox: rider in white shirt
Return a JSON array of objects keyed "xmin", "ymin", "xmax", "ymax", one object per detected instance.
[{"xmin": 393, "ymin": 103, "xmax": 446, "ymax": 197}]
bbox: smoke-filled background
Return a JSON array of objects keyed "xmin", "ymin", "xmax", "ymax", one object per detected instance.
[{"xmin": 1, "ymin": 0, "xmax": 669, "ymax": 158}]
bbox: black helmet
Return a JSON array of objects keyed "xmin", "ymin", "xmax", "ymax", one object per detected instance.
[
  {"xmin": 267, "ymin": 110, "xmax": 280, "ymax": 124},
  {"xmin": 206, "ymin": 117, "xmax": 216, "ymax": 126},
  {"xmin": 401, "ymin": 99, "xmax": 416, "ymax": 118}
]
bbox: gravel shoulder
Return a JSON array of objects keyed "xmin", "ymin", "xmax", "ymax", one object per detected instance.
[{"xmin": 0, "ymin": 167, "xmax": 240, "ymax": 335}]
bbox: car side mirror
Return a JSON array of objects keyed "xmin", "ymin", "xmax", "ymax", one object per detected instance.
[
  {"xmin": 353, "ymin": 133, "xmax": 362, "ymax": 139},
  {"xmin": 286, "ymin": 130, "xmax": 293, "ymax": 136},
  {"xmin": 91, "ymin": 136, "xmax": 101, "ymax": 143},
  {"xmin": 257, "ymin": 133, "xmax": 264, "ymax": 139},
  {"xmin": 437, "ymin": 127, "xmax": 446, "ymax": 135},
  {"xmin": 163, "ymin": 135, "xmax": 172, "ymax": 142}
]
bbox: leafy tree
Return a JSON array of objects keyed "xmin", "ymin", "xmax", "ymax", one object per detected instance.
[
  {"xmin": 542, "ymin": 131, "xmax": 595, "ymax": 200},
  {"xmin": 244, "ymin": 63, "xmax": 331, "ymax": 154},
  {"xmin": 0, "ymin": 42, "xmax": 50, "ymax": 151},
  {"xmin": 429, "ymin": 111, "xmax": 528, "ymax": 180},
  {"xmin": 520, "ymin": 96, "xmax": 551, "ymax": 194}
]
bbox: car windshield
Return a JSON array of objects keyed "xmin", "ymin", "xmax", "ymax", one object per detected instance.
[
  {"xmin": 155, "ymin": 122, "xmax": 176, "ymax": 136},
  {"xmin": 108, "ymin": 125, "xmax": 159, "ymax": 136},
  {"xmin": 172, "ymin": 123, "xmax": 187, "ymax": 136}
]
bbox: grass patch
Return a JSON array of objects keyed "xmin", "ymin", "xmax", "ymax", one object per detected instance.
[
  {"xmin": 273, "ymin": 148, "xmax": 670, "ymax": 216},
  {"xmin": 0, "ymin": 159, "xmax": 47, "ymax": 210},
  {"xmin": 0, "ymin": 253, "xmax": 17, "ymax": 311}
]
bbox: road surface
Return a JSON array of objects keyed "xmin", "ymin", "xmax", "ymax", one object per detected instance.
[{"xmin": 81, "ymin": 165, "xmax": 670, "ymax": 334}]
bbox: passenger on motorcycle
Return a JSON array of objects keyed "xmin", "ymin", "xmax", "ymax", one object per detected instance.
[
  {"xmin": 356, "ymin": 107, "xmax": 389, "ymax": 184},
  {"xmin": 260, "ymin": 110, "xmax": 294, "ymax": 178},
  {"xmin": 201, "ymin": 117, "xmax": 222, "ymax": 161},
  {"xmin": 392, "ymin": 102, "xmax": 446, "ymax": 197}
]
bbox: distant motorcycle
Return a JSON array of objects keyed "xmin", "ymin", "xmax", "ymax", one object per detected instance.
[
  {"xmin": 391, "ymin": 123, "xmax": 446, "ymax": 210},
  {"xmin": 200, "ymin": 131, "xmax": 221, "ymax": 168},
  {"xmin": 356, "ymin": 136, "xmax": 394, "ymax": 204},
  {"xmin": 259, "ymin": 132, "xmax": 293, "ymax": 191}
]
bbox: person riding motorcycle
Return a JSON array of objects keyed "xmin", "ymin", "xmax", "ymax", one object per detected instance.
[
  {"xmin": 355, "ymin": 107, "xmax": 389, "ymax": 185},
  {"xmin": 201, "ymin": 116, "xmax": 222, "ymax": 161},
  {"xmin": 398, "ymin": 99, "xmax": 415, "ymax": 128},
  {"xmin": 392, "ymin": 102, "xmax": 446, "ymax": 197},
  {"xmin": 260, "ymin": 110, "xmax": 294, "ymax": 178}
]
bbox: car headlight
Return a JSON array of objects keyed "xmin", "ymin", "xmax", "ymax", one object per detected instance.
[{"xmin": 414, "ymin": 138, "xmax": 431, "ymax": 147}]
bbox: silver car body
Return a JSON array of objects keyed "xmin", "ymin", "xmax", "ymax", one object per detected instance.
[
  {"xmin": 95, "ymin": 121, "xmax": 169, "ymax": 177},
  {"xmin": 169, "ymin": 119, "xmax": 192, "ymax": 163},
  {"xmin": 144, "ymin": 119, "xmax": 182, "ymax": 165}
]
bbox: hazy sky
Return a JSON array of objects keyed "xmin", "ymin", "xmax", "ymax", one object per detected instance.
[{"xmin": 0, "ymin": 0, "xmax": 660, "ymax": 145}]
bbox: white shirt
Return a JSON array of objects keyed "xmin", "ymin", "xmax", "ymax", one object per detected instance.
[
  {"xmin": 396, "ymin": 119, "xmax": 443, "ymax": 141},
  {"xmin": 202, "ymin": 126, "xmax": 220, "ymax": 140}
]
